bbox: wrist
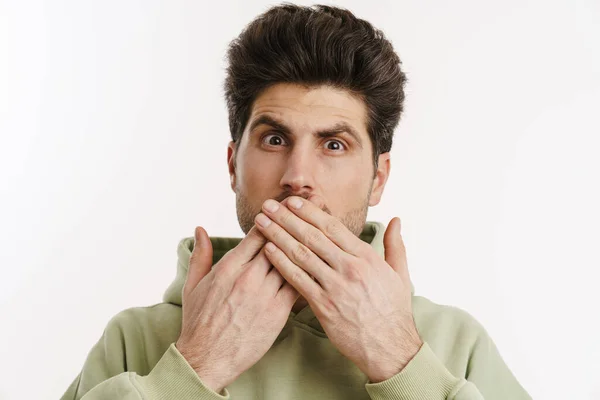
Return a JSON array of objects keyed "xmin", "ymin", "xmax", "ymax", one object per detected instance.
[
  {"xmin": 366, "ymin": 337, "xmax": 423, "ymax": 383},
  {"xmin": 175, "ymin": 341, "xmax": 229, "ymax": 393},
  {"xmin": 194, "ymin": 369, "xmax": 227, "ymax": 394}
]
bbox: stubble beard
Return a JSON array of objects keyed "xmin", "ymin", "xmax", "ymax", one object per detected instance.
[{"xmin": 235, "ymin": 187, "xmax": 371, "ymax": 238}]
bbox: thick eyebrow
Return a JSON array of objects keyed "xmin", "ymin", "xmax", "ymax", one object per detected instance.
[
  {"xmin": 248, "ymin": 115, "xmax": 363, "ymax": 148},
  {"xmin": 249, "ymin": 115, "xmax": 291, "ymax": 136}
]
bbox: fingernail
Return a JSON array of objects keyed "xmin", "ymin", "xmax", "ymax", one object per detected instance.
[
  {"xmin": 263, "ymin": 199, "xmax": 279, "ymax": 213},
  {"xmin": 288, "ymin": 197, "xmax": 303, "ymax": 210},
  {"xmin": 255, "ymin": 213, "xmax": 272, "ymax": 227}
]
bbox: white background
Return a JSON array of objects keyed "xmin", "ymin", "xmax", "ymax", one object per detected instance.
[{"xmin": 1, "ymin": 0, "xmax": 599, "ymax": 399}]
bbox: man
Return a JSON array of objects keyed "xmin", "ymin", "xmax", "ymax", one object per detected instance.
[{"xmin": 62, "ymin": 4, "xmax": 531, "ymax": 399}]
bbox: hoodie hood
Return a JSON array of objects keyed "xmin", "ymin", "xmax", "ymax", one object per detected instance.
[{"xmin": 163, "ymin": 220, "xmax": 413, "ymax": 309}]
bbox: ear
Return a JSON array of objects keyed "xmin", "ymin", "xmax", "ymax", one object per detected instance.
[
  {"xmin": 368, "ymin": 152, "xmax": 391, "ymax": 206},
  {"xmin": 227, "ymin": 141, "xmax": 237, "ymax": 192}
]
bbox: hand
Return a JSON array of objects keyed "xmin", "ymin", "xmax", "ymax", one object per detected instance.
[
  {"xmin": 254, "ymin": 196, "xmax": 423, "ymax": 383},
  {"xmin": 175, "ymin": 225, "xmax": 300, "ymax": 393}
]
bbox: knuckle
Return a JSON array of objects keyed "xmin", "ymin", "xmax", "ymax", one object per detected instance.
[
  {"xmin": 316, "ymin": 295, "xmax": 336, "ymax": 316},
  {"xmin": 233, "ymin": 274, "xmax": 251, "ymax": 295},
  {"xmin": 238, "ymin": 266, "xmax": 253, "ymax": 283},
  {"xmin": 271, "ymin": 227, "xmax": 283, "ymax": 242},
  {"xmin": 290, "ymin": 270, "xmax": 305, "ymax": 285},
  {"xmin": 303, "ymin": 228, "xmax": 322, "ymax": 249},
  {"xmin": 346, "ymin": 268, "xmax": 361, "ymax": 282},
  {"xmin": 279, "ymin": 210, "xmax": 292, "ymax": 225},
  {"xmin": 344, "ymin": 262, "xmax": 363, "ymax": 283},
  {"xmin": 292, "ymin": 243, "xmax": 312, "ymax": 264},
  {"xmin": 324, "ymin": 220, "xmax": 343, "ymax": 238}
]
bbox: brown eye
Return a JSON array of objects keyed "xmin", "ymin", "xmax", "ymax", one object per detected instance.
[
  {"xmin": 324, "ymin": 140, "xmax": 345, "ymax": 151},
  {"xmin": 262, "ymin": 134, "xmax": 286, "ymax": 146}
]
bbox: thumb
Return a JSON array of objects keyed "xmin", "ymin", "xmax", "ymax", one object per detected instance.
[
  {"xmin": 384, "ymin": 217, "xmax": 407, "ymax": 274},
  {"xmin": 184, "ymin": 226, "xmax": 213, "ymax": 298}
]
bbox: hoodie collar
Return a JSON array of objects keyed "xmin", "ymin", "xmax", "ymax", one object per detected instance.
[{"xmin": 163, "ymin": 221, "xmax": 414, "ymax": 332}]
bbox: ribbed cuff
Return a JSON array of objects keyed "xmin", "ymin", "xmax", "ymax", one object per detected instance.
[
  {"xmin": 135, "ymin": 343, "xmax": 230, "ymax": 400},
  {"xmin": 365, "ymin": 342, "xmax": 465, "ymax": 400}
]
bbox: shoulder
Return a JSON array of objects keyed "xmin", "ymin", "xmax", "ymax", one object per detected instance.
[
  {"xmin": 413, "ymin": 295, "xmax": 486, "ymax": 333},
  {"xmin": 90, "ymin": 303, "xmax": 182, "ymax": 374},
  {"xmin": 412, "ymin": 295, "xmax": 492, "ymax": 363},
  {"xmin": 103, "ymin": 303, "xmax": 182, "ymax": 358},
  {"xmin": 108, "ymin": 302, "xmax": 181, "ymax": 321},
  {"xmin": 105, "ymin": 302, "xmax": 182, "ymax": 337}
]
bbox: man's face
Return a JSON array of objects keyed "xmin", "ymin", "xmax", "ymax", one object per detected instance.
[{"xmin": 228, "ymin": 83, "xmax": 390, "ymax": 236}]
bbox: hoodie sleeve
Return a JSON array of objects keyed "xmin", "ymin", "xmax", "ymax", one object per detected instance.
[
  {"xmin": 60, "ymin": 313, "xmax": 229, "ymax": 400},
  {"xmin": 364, "ymin": 325, "xmax": 531, "ymax": 400}
]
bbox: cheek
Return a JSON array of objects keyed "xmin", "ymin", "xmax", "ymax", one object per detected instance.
[
  {"xmin": 319, "ymin": 158, "xmax": 373, "ymax": 204},
  {"xmin": 321, "ymin": 153, "xmax": 371, "ymax": 185},
  {"xmin": 238, "ymin": 150, "xmax": 282, "ymax": 190}
]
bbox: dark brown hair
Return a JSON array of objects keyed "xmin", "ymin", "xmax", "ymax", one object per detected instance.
[{"xmin": 224, "ymin": 3, "xmax": 407, "ymax": 164}]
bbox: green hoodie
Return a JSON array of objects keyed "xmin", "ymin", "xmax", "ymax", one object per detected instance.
[{"xmin": 61, "ymin": 222, "xmax": 530, "ymax": 400}]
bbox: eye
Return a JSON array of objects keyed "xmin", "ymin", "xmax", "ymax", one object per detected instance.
[
  {"xmin": 262, "ymin": 134, "xmax": 287, "ymax": 146},
  {"xmin": 324, "ymin": 140, "xmax": 346, "ymax": 151}
]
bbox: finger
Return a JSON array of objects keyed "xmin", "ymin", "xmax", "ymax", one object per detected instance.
[
  {"xmin": 230, "ymin": 225, "xmax": 267, "ymax": 264},
  {"xmin": 252, "ymin": 247, "xmax": 273, "ymax": 279},
  {"xmin": 261, "ymin": 199, "xmax": 347, "ymax": 268},
  {"xmin": 276, "ymin": 281, "xmax": 300, "ymax": 307},
  {"xmin": 269, "ymin": 196, "xmax": 363, "ymax": 256},
  {"xmin": 235, "ymin": 247, "xmax": 274, "ymax": 293},
  {"xmin": 264, "ymin": 241, "xmax": 325, "ymax": 301},
  {"xmin": 255, "ymin": 213, "xmax": 336, "ymax": 285},
  {"xmin": 384, "ymin": 217, "xmax": 408, "ymax": 276},
  {"xmin": 184, "ymin": 226, "xmax": 213, "ymax": 298},
  {"xmin": 263, "ymin": 266, "xmax": 285, "ymax": 295},
  {"xmin": 281, "ymin": 194, "xmax": 323, "ymax": 210},
  {"xmin": 307, "ymin": 194, "xmax": 326, "ymax": 210}
]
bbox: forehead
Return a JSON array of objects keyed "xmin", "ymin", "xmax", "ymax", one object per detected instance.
[{"xmin": 248, "ymin": 83, "xmax": 369, "ymax": 135}]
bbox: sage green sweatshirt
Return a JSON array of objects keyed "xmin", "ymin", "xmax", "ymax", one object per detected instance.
[{"xmin": 61, "ymin": 221, "xmax": 531, "ymax": 400}]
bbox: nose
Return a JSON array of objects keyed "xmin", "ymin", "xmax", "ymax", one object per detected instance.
[{"xmin": 279, "ymin": 145, "xmax": 316, "ymax": 194}]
